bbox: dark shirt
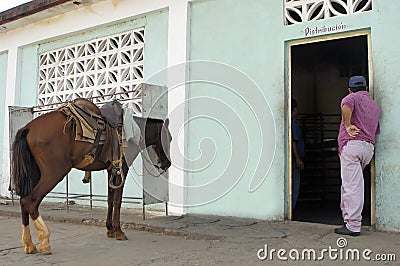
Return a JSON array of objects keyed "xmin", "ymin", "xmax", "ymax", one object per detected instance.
[{"xmin": 292, "ymin": 117, "xmax": 305, "ymax": 158}]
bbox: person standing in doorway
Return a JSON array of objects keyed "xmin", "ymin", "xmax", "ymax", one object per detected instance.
[
  {"xmin": 292, "ymin": 99, "xmax": 305, "ymax": 210},
  {"xmin": 335, "ymin": 75, "xmax": 381, "ymax": 236}
]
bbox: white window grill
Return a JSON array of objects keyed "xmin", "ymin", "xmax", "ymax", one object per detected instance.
[
  {"xmin": 285, "ymin": 0, "xmax": 372, "ymax": 25},
  {"xmin": 37, "ymin": 28, "xmax": 145, "ymax": 115}
]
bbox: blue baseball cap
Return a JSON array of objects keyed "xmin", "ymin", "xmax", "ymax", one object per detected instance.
[{"xmin": 349, "ymin": 76, "xmax": 367, "ymax": 87}]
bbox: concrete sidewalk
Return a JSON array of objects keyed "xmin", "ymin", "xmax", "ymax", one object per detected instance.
[
  {"xmin": 1, "ymin": 197, "xmax": 399, "ymax": 265},
  {"xmin": 0, "ymin": 197, "xmax": 286, "ymax": 240}
]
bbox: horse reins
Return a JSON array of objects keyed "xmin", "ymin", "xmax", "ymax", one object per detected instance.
[
  {"xmin": 108, "ymin": 134, "xmax": 168, "ymax": 189},
  {"xmin": 108, "ymin": 130, "xmax": 126, "ymax": 189}
]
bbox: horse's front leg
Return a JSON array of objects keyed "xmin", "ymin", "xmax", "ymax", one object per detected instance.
[
  {"xmin": 106, "ymin": 170, "xmax": 115, "ymax": 238},
  {"xmin": 112, "ymin": 177, "xmax": 127, "ymax": 240}
]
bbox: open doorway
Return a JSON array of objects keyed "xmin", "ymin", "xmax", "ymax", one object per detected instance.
[{"xmin": 290, "ymin": 35, "xmax": 372, "ymax": 225}]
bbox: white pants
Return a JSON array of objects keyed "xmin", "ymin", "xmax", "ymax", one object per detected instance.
[{"xmin": 339, "ymin": 140, "xmax": 374, "ymax": 232}]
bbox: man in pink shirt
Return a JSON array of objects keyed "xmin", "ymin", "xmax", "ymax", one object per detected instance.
[{"xmin": 335, "ymin": 76, "xmax": 381, "ymax": 236}]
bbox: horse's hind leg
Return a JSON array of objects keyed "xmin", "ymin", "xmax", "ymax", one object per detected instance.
[
  {"xmin": 33, "ymin": 214, "xmax": 51, "ymax": 254},
  {"xmin": 25, "ymin": 170, "xmax": 69, "ymax": 254},
  {"xmin": 20, "ymin": 192, "xmax": 52, "ymax": 254},
  {"xmin": 20, "ymin": 201, "xmax": 38, "ymax": 254}
]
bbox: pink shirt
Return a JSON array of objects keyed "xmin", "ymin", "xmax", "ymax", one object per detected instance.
[{"xmin": 338, "ymin": 91, "xmax": 381, "ymax": 155}]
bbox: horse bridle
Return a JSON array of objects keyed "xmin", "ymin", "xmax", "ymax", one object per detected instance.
[
  {"xmin": 109, "ymin": 144, "xmax": 168, "ymax": 189},
  {"xmin": 108, "ymin": 123, "xmax": 170, "ymax": 189},
  {"xmin": 139, "ymin": 148, "xmax": 168, "ymax": 177},
  {"xmin": 135, "ymin": 129, "xmax": 170, "ymax": 177}
]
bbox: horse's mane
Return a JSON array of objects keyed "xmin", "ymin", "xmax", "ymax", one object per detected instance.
[{"xmin": 132, "ymin": 116, "xmax": 165, "ymax": 129}]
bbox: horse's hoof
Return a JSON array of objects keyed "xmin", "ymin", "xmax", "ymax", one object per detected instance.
[
  {"xmin": 38, "ymin": 246, "xmax": 52, "ymax": 255},
  {"xmin": 115, "ymin": 233, "xmax": 128, "ymax": 241},
  {"xmin": 106, "ymin": 230, "xmax": 115, "ymax": 238},
  {"xmin": 25, "ymin": 246, "xmax": 38, "ymax": 254}
]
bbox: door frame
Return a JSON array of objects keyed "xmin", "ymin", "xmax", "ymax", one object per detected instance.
[{"xmin": 286, "ymin": 30, "xmax": 375, "ymax": 227}]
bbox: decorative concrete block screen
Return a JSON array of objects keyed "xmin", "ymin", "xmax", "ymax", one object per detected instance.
[
  {"xmin": 285, "ymin": 0, "xmax": 372, "ymax": 25},
  {"xmin": 37, "ymin": 28, "xmax": 145, "ymax": 114}
]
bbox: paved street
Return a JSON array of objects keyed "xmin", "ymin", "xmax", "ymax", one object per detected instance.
[{"xmin": 0, "ymin": 216, "xmax": 215, "ymax": 266}]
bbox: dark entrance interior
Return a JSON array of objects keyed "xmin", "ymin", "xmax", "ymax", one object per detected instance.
[{"xmin": 291, "ymin": 35, "xmax": 371, "ymax": 225}]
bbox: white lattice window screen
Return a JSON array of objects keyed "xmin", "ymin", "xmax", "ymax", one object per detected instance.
[
  {"xmin": 285, "ymin": 0, "xmax": 372, "ymax": 25},
  {"xmin": 37, "ymin": 28, "xmax": 145, "ymax": 115}
]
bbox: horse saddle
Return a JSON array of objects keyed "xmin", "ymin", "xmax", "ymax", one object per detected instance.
[
  {"xmin": 99, "ymin": 99, "xmax": 123, "ymax": 129},
  {"xmin": 58, "ymin": 98, "xmax": 124, "ymax": 169}
]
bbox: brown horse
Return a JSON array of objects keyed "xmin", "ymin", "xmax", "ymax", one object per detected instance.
[{"xmin": 11, "ymin": 105, "xmax": 171, "ymax": 254}]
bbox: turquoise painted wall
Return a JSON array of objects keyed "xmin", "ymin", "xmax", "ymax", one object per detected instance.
[
  {"xmin": 17, "ymin": 45, "xmax": 40, "ymax": 106},
  {"xmin": 371, "ymin": 0, "xmax": 400, "ymax": 232},
  {"xmin": 280, "ymin": 0, "xmax": 400, "ymax": 232},
  {"xmin": 143, "ymin": 10, "xmax": 169, "ymax": 83},
  {"xmin": 13, "ymin": 9, "xmax": 169, "ymax": 207},
  {"xmin": 0, "ymin": 52, "xmax": 8, "ymax": 193},
  {"xmin": 187, "ymin": 0, "xmax": 285, "ymax": 220},
  {"xmin": 188, "ymin": 0, "xmax": 400, "ymax": 230},
  {"xmin": 5, "ymin": 0, "xmax": 399, "ymax": 231}
]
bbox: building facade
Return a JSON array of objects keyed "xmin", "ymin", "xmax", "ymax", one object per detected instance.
[{"xmin": 0, "ymin": 0, "xmax": 399, "ymax": 232}]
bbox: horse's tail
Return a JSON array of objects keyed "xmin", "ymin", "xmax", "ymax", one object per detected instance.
[{"xmin": 12, "ymin": 128, "xmax": 41, "ymax": 197}]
